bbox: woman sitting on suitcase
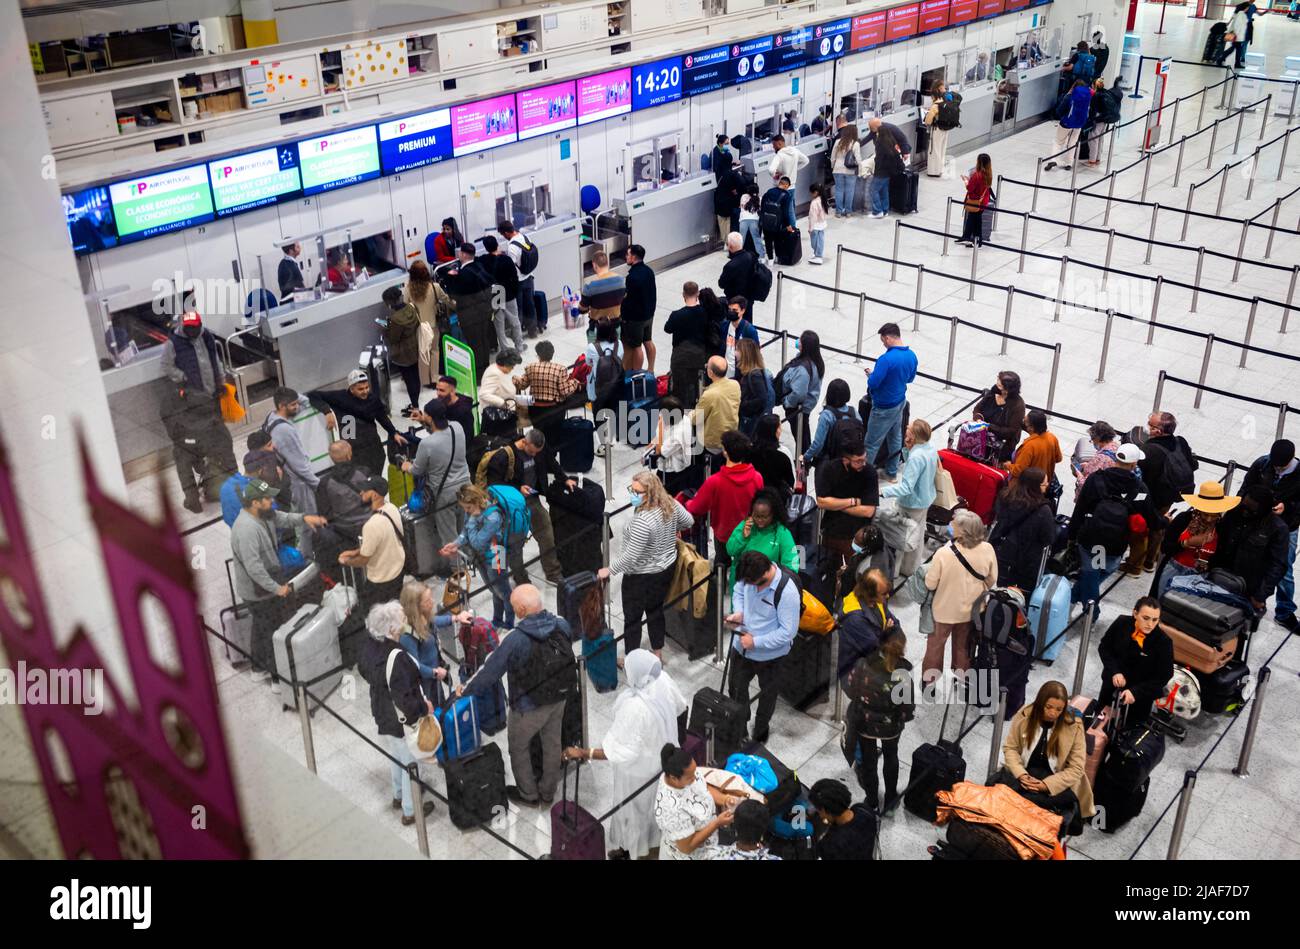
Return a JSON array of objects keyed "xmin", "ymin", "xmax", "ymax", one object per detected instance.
[
  {"xmin": 1097, "ymin": 596, "xmax": 1174, "ymax": 729},
  {"xmin": 993, "ymin": 679, "xmax": 1093, "ymax": 835}
]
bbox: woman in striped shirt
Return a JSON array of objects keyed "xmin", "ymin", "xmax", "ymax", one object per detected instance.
[{"xmin": 599, "ymin": 471, "xmax": 694, "ymax": 661}]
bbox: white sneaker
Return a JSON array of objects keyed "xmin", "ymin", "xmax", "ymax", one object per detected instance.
[
  {"xmin": 250, "ymin": 669, "xmax": 271, "ymax": 683},
  {"xmin": 810, "ymin": 256, "xmax": 823, "ymax": 265},
  {"xmin": 870, "ymin": 212, "xmax": 885, "ymax": 219},
  {"xmin": 270, "ymin": 680, "xmax": 282, "ymax": 696}
]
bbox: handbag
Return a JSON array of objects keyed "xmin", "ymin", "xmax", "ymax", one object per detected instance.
[
  {"xmin": 963, "ymin": 186, "xmax": 989, "ymax": 214},
  {"xmin": 386, "ymin": 649, "xmax": 442, "ymax": 761},
  {"xmin": 443, "ymin": 565, "xmax": 473, "ymax": 611},
  {"xmin": 934, "ymin": 460, "xmax": 958, "ymax": 509}
]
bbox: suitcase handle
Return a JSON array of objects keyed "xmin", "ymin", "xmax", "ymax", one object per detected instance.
[{"xmin": 561, "ymin": 756, "xmax": 582, "ymax": 828}]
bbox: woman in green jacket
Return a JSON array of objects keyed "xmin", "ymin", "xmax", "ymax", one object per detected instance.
[{"xmin": 725, "ymin": 488, "xmax": 801, "ymax": 592}]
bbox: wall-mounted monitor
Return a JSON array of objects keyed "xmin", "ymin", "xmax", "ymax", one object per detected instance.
[
  {"xmin": 518, "ymin": 81, "xmax": 577, "ymax": 139},
  {"xmin": 919, "ymin": 0, "xmax": 951, "ymax": 34},
  {"xmin": 378, "ymin": 108, "xmax": 453, "ymax": 174},
  {"xmin": 772, "ymin": 27, "xmax": 814, "ymax": 74},
  {"xmin": 632, "ymin": 56, "xmax": 684, "ymax": 110},
  {"xmin": 451, "ymin": 94, "xmax": 518, "ymax": 156},
  {"xmin": 978, "ymin": 0, "xmax": 1006, "ymax": 16},
  {"xmin": 811, "ymin": 19, "xmax": 852, "ymax": 63},
  {"xmin": 851, "ymin": 11, "xmax": 888, "ymax": 51},
  {"xmin": 949, "ymin": 0, "xmax": 980, "ymax": 25},
  {"xmin": 683, "ymin": 45, "xmax": 732, "ymax": 96},
  {"xmin": 1004, "ymin": 0, "xmax": 1031, "ymax": 10},
  {"xmin": 578, "ymin": 68, "xmax": 632, "ymax": 125},
  {"xmin": 731, "ymin": 36, "xmax": 773, "ymax": 85},
  {"xmin": 109, "ymin": 164, "xmax": 215, "ymax": 243},
  {"xmin": 886, "ymin": 3, "xmax": 921, "ymax": 43},
  {"xmin": 209, "ymin": 145, "xmax": 303, "ymax": 216},
  {"xmin": 65, "ymin": 185, "xmax": 118, "ymax": 256},
  {"xmin": 297, "ymin": 126, "xmax": 381, "ymax": 195}
]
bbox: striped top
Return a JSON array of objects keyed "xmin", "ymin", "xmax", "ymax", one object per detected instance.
[
  {"xmin": 581, "ymin": 272, "xmax": 626, "ymax": 322},
  {"xmin": 610, "ymin": 500, "xmax": 694, "ymax": 576}
]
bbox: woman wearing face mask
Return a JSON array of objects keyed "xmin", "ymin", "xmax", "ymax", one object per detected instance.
[
  {"xmin": 724, "ymin": 488, "xmax": 800, "ymax": 593},
  {"xmin": 972, "ymin": 370, "xmax": 1026, "ymax": 464},
  {"xmin": 598, "ymin": 472, "xmax": 694, "ymax": 660},
  {"xmin": 1149, "ymin": 482, "xmax": 1240, "ymax": 598}
]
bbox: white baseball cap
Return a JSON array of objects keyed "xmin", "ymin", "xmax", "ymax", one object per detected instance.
[
  {"xmin": 347, "ymin": 369, "xmax": 369, "ymax": 387},
  {"xmin": 1115, "ymin": 443, "xmax": 1145, "ymax": 464}
]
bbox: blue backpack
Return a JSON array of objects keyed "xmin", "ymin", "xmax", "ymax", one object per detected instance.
[
  {"xmin": 220, "ymin": 473, "xmax": 249, "ymax": 527},
  {"xmin": 1073, "ymin": 51, "xmax": 1096, "ymax": 83},
  {"xmin": 487, "ymin": 484, "xmax": 532, "ymax": 538}
]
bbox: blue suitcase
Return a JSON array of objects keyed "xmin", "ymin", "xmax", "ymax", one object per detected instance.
[
  {"xmin": 436, "ymin": 696, "xmax": 482, "ymax": 762},
  {"xmin": 534, "ymin": 290, "xmax": 549, "ymax": 330},
  {"xmin": 1028, "ymin": 572, "xmax": 1072, "ymax": 661},
  {"xmin": 461, "ymin": 664, "xmax": 507, "ymax": 734},
  {"xmin": 581, "ymin": 631, "xmax": 618, "ymax": 693},
  {"xmin": 622, "ymin": 370, "xmax": 658, "ymax": 448}
]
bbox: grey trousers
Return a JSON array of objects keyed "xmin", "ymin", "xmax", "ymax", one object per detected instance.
[
  {"xmin": 494, "ymin": 299, "xmax": 525, "ymax": 355},
  {"xmin": 896, "ymin": 506, "xmax": 930, "ymax": 579},
  {"xmin": 507, "ymin": 698, "xmax": 567, "ymax": 802}
]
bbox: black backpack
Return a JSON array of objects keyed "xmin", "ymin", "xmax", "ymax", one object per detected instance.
[
  {"xmin": 1078, "ymin": 494, "xmax": 1132, "ymax": 556},
  {"xmin": 970, "ymin": 588, "xmax": 1027, "ymax": 649},
  {"xmin": 760, "ymin": 189, "xmax": 785, "ymax": 231},
  {"xmin": 1159, "ymin": 444, "xmax": 1195, "ymax": 496},
  {"xmin": 934, "ymin": 95, "xmax": 962, "ymax": 130},
  {"xmin": 511, "ymin": 236, "xmax": 539, "ymax": 275},
  {"xmin": 750, "ymin": 259, "xmax": 774, "ymax": 302},
  {"xmin": 593, "ymin": 342, "xmax": 622, "ymax": 402},
  {"xmin": 517, "ymin": 627, "xmax": 578, "ymax": 707}
]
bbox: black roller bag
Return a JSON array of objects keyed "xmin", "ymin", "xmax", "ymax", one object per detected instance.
[
  {"xmin": 444, "ymin": 742, "xmax": 508, "ymax": 830},
  {"xmin": 688, "ymin": 633, "xmax": 748, "ymax": 765},
  {"xmin": 1093, "ymin": 714, "xmax": 1165, "ymax": 833},
  {"xmin": 1159, "ymin": 589, "xmax": 1246, "ymax": 646},
  {"xmin": 889, "ymin": 168, "xmax": 919, "ymax": 214},
  {"xmin": 903, "ymin": 697, "xmax": 968, "ymax": 822},
  {"xmin": 546, "ymin": 478, "xmax": 606, "ymax": 577},
  {"xmin": 778, "ymin": 630, "xmax": 832, "ymax": 711}
]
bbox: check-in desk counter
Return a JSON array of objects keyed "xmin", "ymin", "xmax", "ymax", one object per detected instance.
[
  {"xmin": 613, "ymin": 172, "xmax": 718, "ymax": 268},
  {"xmin": 879, "ymin": 107, "xmax": 922, "ymax": 158},
  {"xmin": 527, "ymin": 213, "xmax": 583, "ymax": 314},
  {"xmin": 951, "ymin": 83, "xmax": 996, "ymax": 151},
  {"xmin": 743, "ymin": 136, "xmax": 828, "ymax": 211},
  {"xmin": 1016, "ymin": 61, "xmax": 1064, "ymax": 127}
]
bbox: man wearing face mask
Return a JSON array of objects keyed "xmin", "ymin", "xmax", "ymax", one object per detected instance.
[
  {"xmin": 1241, "ymin": 440, "xmax": 1300, "ymax": 633},
  {"xmin": 719, "ymin": 297, "xmax": 759, "ymax": 378},
  {"xmin": 1208, "ymin": 485, "xmax": 1291, "ymax": 620}
]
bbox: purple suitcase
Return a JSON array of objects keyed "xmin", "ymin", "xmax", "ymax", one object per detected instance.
[{"xmin": 550, "ymin": 759, "xmax": 606, "ymax": 860}]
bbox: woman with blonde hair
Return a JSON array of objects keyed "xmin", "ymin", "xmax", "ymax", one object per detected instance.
[
  {"xmin": 598, "ymin": 471, "xmax": 693, "ymax": 659},
  {"xmin": 398, "ymin": 579, "xmax": 471, "ymax": 699},
  {"xmin": 922, "ymin": 508, "xmax": 998, "ymax": 682},
  {"xmin": 736, "ymin": 338, "xmax": 773, "ymax": 438},
  {"xmin": 994, "ymin": 679, "xmax": 1093, "ymax": 832},
  {"xmin": 440, "ymin": 483, "xmax": 515, "ymax": 627},
  {"xmin": 405, "ymin": 259, "xmax": 453, "ymax": 382}
]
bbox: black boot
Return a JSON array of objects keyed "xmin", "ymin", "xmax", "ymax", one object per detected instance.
[{"xmin": 183, "ymin": 491, "xmax": 203, "ymax": 514}]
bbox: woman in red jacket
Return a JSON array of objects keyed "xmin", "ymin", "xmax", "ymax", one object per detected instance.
[{"xmin": 957, "ymin": 153, "xmax": 993, "ymax": 248}]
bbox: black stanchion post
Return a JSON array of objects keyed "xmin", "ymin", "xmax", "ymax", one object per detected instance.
[
  {"xmin": 1278, "ymin": 128, "xmax": 1292, "ymax": 182},
  {"xmin": 1224, "ymin": 460, "xmax": 1239, "ymax": 494},
  {"xmin": 1215, "ymin": 167, "xmax": 1229, "ymax": 217},
  {"xmin": 1232, "ymin": 666, "xmax": 1271, "ymax": 778},
  {"xmin": 1103, "ymin": 229, "xmax": 1116, "ymax": 291},
  {"xmin": 1053, "ymin": 256, "xmax": 1069, "ymax": 323},
  {"xmin": 1153, "ymin": 370, "xmax": 1167, "ymax": 414},
  {"xmin": 773, "ymin": 271, "xmax": 784, "ymax": 335},
  {"xmin": 601, "ymin": 511, "xmax": 611, "ymax": 570},
  {"xmin": 1265, "ymin": 200, "xmax": 1281, "ymax": 259},
  {"xmin": 1071, "ymin": 604, "xmax": 1095, "ymax": 697},
  {"xmin": 1140, "ymin": 151, "xmax": 1153, "ymax": 203},
  {"xmin": 714, "ymin": 562, "xmax": 726, "ymax": 664},
  {"xmin": 1146, "ymin": 276, "xmax": 1164, "ymax": 344},
  {"xmin": 1259, "ymin": 94, "xmax": 1271, "ymax": 139},
  {"xmin": 297, "ymin": 685, "xmax": 317, "ymax": 773},
  {"xmin": 1238, "ymin": 300, "xmax": 1258, "ymax": 369},
  {"xmin": 945, "ymin": 316, "xmax": 957, "ymax": 390},
  {"xmin": 1097, "ymin": 309, "xmax": 1115, "ymax": 382},
  {"xmin": 942, "ymin": 199, "xmax": 952, "ymax": 257},
  {"xmin": 968, "ymin": 242, "xmax": 978, "ymax": 301},
  {"xmin": 994, "ymin": 174, "xmax": 1002, "ymax": 234},
  {"xmin": 1173, "ymin": 135, "xmax": 1186, "ymax": 188},
  {"xmin": 1191, "ymin": 246, "xmax": 1206, "ymax": 312},
  {"xmin": 856, "ymin": 293, "xmax": 866, "ymax": 358},
  {"xmin": 1066, "ymin": 189, "xmax": 1078, "ymax": 247},
  {"xmin": 1105, "ymin": 123, "xmax": 1116, "ymax": 177},
  {"xmin": 1104, "ymin": 172, "xmax": 1117, "ymax": 228},
  {"xmin": 1166, "ymin": 771, "xmax": 1198, "ymax": 860},
  {"xmin": 1000, "ymin": 286, "xmax": 1014, "ymax": 356},
  {"xmin": 1181, "ymin": 182, "xmax": 1195, "ymax": 242},
  {"xmin": 1276, "ymin": 402, "xmax": 1289, "ymax": 441},
  {"xmin": 1032, "ymin": 158, "xmax": 1042, "ymax": 212},
  {"xmin": 780, "ymin": 328, "xmax": 789, "ymax": 365},
  {"xmin": 1046, "ymin": 343, "xmax": 1062, "ymax": 413},
  {"xmin": 986, "ymin": 687, "xmax": 1009, "ymax": 783},
  {"xmin": 578, "ymin": 651, "xmax": 590, "ymax": 748},
  {"xmin": 1145, "ymin": 203, "xmax": 1160, "ymax": 265},
  {"xmin": 1194, "ymin": 335, "xmax": 1215, "ymax": 407},
  {"xmin": 913, "ymin": 264, "xmax": 925, "ymax": 332},
  {"xmin": 1196, "ymin": 83, "xmax": 1209, "ymax": 130},
  {"xmin": 1207, "ymin": 118, "xmax": 1220, "ymax": 167},
  {"xmin": 409, "ymin": 765, "xmax": 430, "ymax": 857},
  {"xmin": 1246, "ymin": 146, "xmax": 1260, "ymax": 202},
  {"xmin": 1233, "ymin": 106, "xmax": 1246, "ymax": 154},
  {"xmin": 1170, "ymin": 96, "xmax": 1181, "ymax": 139}
]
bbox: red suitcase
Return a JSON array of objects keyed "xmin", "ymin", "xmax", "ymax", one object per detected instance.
[
  {"xmin": 938, "ymin": 449, "xmax": 1007, "ymax": 524},
  {"xmin": 1069, "ymin": 694, "xmax": 1114, "ymax": 788}
]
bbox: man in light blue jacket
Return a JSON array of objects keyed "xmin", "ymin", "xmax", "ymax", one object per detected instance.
[
  {"xmin": 880, "ymin": 419, "xmax": 939, "ymax": 578},
  {"xmin": 725, "ymin": 550, "xmax": 801, "ymax": 744}
]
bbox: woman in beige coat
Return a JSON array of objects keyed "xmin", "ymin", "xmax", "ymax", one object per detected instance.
[
  {"xmin": 922, "ymin": 509, "xmax": 997, "ymax": 682},
  {"xmin": 996, "ymin": 680, "xmax": 1094, "ymax": 832},
  {"xmin": 404, "ymin": 260, "xmax": 452, "ymax": 385}
]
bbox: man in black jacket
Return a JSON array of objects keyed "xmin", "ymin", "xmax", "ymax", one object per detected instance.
[
  {"xmin": 714, "ymin": 154, "xmax": 741, "ymax": 240},
  {"xmin": 481, "ymin": 429, "xmax": 576, "ymax": 585},
  {"xmin": 621, "ymin": 244, "xmax": 658, "ymax": 372},
  {"xmin": 719, "ymin": 233, "xmax": 758, "ymax": 317},
  {"xmin": 1069, "ymin": 443, "xmax": 1149, "ymax": 618},
  {"xmin": 664, "ymin": 281, "xmax": 713, "ymax": 408},
  {"xmin": 1098, "ymin": 596, "xmax": 1173, "ymax": 728},
  {"xmin": 1124, "ymin": 411, "xmax": 1197, "ymax": 576},
  {"xmin": 160, "ymin": 380, "xmax": 238, "ymax": 513},
  {"xmin": 1242, "ymin": 439, "xmax": 1300, "ymax": 632},
  {"xmin": 442, "ymin": 242, "xmax": 497, "ymax": 381},
  {"xmin": 481, "ymin": 235, "xmax": 525, "ymax": 357},
  {"xmin": 306, "ymin": 369, "xmax": 405, "ymax": 480},
  {"xmin": 1209, "ymin": 485, "xmax": 1292, "ymax": 617}
]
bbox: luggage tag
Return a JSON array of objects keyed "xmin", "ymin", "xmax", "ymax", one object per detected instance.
[{"xmin": 489, "ymin": 541, "xmax": 507, "ymax": 572}]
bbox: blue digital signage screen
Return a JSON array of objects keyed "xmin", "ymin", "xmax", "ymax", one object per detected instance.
[
  {"xmin": 377, "ymin": 109, "xmax": 453, "ymax": 175},
  {"xmin": 632, "ymin": 56, "xmax": 684, "ymax": 110},
  {"xmin": 771, "ymin": 27, "xmax": 814, "ymax": 74},
  {"xmin": 208, "ymin": 145, "xmax": 302, "ymax": 217},
  {"xmin": 731, "ymin": 36, "xmax": 774, "ymax": 85},
  {"xmin": 683, "ymin": 45, "xmax": 732, "ymax": 97},
  {"xmin": 810, "ymin": 19, "xmax": 852, "ymax": 63},
  {"xmin": 65, "ymin": 185, "xmax": 119, "ymax": 256}
]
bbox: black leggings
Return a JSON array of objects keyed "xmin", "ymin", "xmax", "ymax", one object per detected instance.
[
  {"xmin": 621, "ymin": 566, "xmax": 675, "ymax": 652},
  {"xmin": 960, "ymin": 209, "xmax": 983, "ymax": 245},
  {"xmin": 393, "ymin": 361, "xmax": 421, "ymax": 409},
  {"xmin": 855, "ymin": 733, "xmax": 900, "ymax": 808}
]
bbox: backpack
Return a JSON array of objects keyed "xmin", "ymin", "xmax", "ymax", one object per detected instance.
[
  {"xmin": 1078, "ymin": 493, "xmax": 1132, "ymax": 555},
  {"xmin": 593, "ymin": 342, "xmax": 622, "ymax": 402},
  {"xmin": 1094, "ymin": 88, "xmax": 1121, "ymax": 124},
  {"xmin": 750, "ymin": 259, "xmax": 774, "ymax": 303},
  {"xmin": 511, "ymin": 236, "xmax": 539, "ymax": 276},
  {"xmin": 516, "ymin": 627, "xmax": 578, "ymax": 707},
  {"xmin": 935, "ymin": 95, "xmax": 962, "ymax": 130},
  {"xmin": 474, "ymin": 443, "xmax": 516, "ymax": 487},
  {"xmin": 1158, "ymin": 443, "xmax": 1195, "ymax": 496},
  {"xmin": 760, "ymin": 189, "xmax": 785, "ymax": 231},
  {"xmin": 487, "ymin": 483, "xmax": 532, "ymax": 538},
  {"xmin": 970, "ymin": 588, "xmax": 1028, "ymax": 649},
  {"xmin": 467, "ymin": 433, "xmax": 515, "ymax": 487},
  {"xmin": 1073, "ymin": 51, "xmax": 1096, "ymax": 83},
  {"xmin": 822, "ymin": 408, "xmax": 863, "ymax": 462}
]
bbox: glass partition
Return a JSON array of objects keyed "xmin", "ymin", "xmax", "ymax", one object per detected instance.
[{"xmin": 1014, "ymin": 26, "xmax": 1061, "ymax": 68}]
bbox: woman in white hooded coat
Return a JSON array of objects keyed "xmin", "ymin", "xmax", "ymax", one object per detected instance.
[{"xmin": 564, "ymin": 649, "xmax": 687, "ymax": 859}]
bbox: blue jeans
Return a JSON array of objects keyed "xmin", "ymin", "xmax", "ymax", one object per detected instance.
[
  {"xmin": 870, "ymin": 175, "xmax": 891, "ymax": 214},
  {"xmin": 833, "ymin": 173, "xmax": 858, "ymax": 214},
  {"xmin": 477, "ymin": 555, "xmax": 515, "ymax": 627},
  {"xmin": 739, "ymin": 218, "xmax": 765, "ymax": 257},
  {"xmin": 1275, "ymin": 528, "xmax": 1298, "ymax": 620},
  {"xmin": 863, "ymin": 399, "xmax": 906, "ymax": 476},
  {"xmin": 1073, "ymin": 543, "xmax": 1122, "ymax": 614},
  {"xmin": 386, "ymin": 734, "xmax": 418, "ymax": 817},
  {"xmin": 810, "ymin": 229, "xmax": 825, "ymax": 258}
]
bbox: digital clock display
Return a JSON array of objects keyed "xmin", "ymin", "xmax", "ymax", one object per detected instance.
[{"xmin": 632, "ymin": 56, "xmax": 684, "ymax": 110}]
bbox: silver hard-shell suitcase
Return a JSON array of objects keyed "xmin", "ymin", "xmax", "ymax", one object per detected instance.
[{"xmin": 273, "ymin": 603, "xmax": 344, "ymax": 713}]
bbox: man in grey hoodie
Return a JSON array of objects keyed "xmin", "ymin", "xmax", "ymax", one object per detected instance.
[
  {"xmin": 403, "ymin": 398, "xmax": 470, "ymax": 555},
  {"xmin": 264, "ymin": 386, "xmax": 322, "ymax": 556},
  {"xmin": 458, "ymin": 584, "xmax": 577, "ymax": 807},
  {"xmin": 230, "ymin": 478, "xmax": 328, "ymax": 687}
]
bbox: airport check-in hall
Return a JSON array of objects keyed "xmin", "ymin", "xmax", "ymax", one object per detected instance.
[{"xmin": 2, "ymin": 0, "xmax": 1300, "ymax": 886}]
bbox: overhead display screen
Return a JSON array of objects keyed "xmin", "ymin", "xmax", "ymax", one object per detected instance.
[
  {"xmin": 65, "ymin": 185, "xmax": 118, "ymax": 256},
  {"xmin": 632, "ymin": 56, "xmax": 684, "ymax": 110},
  {"xmin": 208, "ymin": 145, "xmax": 301, "ymax": 216},
  {"xmin": 886, "ymin": 3, "xmax": 921, "ymax": 42},
  {"xmin": 109, "ymin": 164, "xmax": 215, "ymax": 242},
  {"xmin": 950, "ymin": 0, "xmax": 980, "ymax": 25},
  {"xmin": 1004, "ymin": 0, "xmax": 1030, "ymax": 10},
  {"xmin": 297, "ymin": 126, "xmax": 381, "ymax": 195},
  {"xmin": 731, "ymin": 36, "xmax": 773, "ymax": 85},
  {"xmin": 811, "ymin": 19, "xmax": 851, "ymax": 63},
  {"xmin": 517, "ymin": 81, "xmax": 577, "ymax": 139},
  {"xmin": 978, "ymin": 0, "xmax": 1006, "ymax": 16},
  {"xmin": 850, "ymin": 12, "xmax": 887, "ymax": 50},
  {"xmin": 451, "ymin": 95, "xmax": 518, "ymax": 156},
  {"xmin": 683, "ymin": 45, "xmax": 732, "ymax": 96},
  {"xmin": 919, "ymin": 0, "xmax": 951, "ymax": 33},
  {"xmin": 378, "ymin": 108, "xmax": 453, "ymax": 174},
  {"xmin": 578, "ymin": 68, "xmax": 632, "ymax": 125},
  {"xmin": 771, "ymin": 27, "xmax": 814, "ymax": 74}
]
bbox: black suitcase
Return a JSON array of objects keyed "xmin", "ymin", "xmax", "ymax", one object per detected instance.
[
  {"xmin": 787, "ymin": 492, "xmax": 817, "ymax": 547},
  {"xmin": 903, "ymin": 699, "xmax": 968, "ymax": 822},
  {"xmin": 1098, "ymin": 720, "xmax": 1166, "ymax": 794},
  {"xmin": 664, "ymin": 568, "xmax": 716, "ymax": 660},
  {"xmin": 534, "ymin": 289, "xmax": 549, "ymax": 329},
  {"xmin": 1194, "ymin": 659, "xmax": 1252, "ymax": 714},
  {"xmin": 558, "ymin": 571, "xmax": 601, "ymax": 642},
  {"xmin": 530, "ymin": 688, "xmax": 583, "ymax": 781},
  {"xmin": 777, "ymin": 630, "xmax": 832, "ymax": 710},
  {"xmin": 688, "ymin": 634, "xmax": 748, "ymax": 765},
  {"xmin": 1203, "ymin": 23, "xmax": 1226, "ymax": 63},
  {"xmin": 558, "ymin": 415, "xmax": 596, "ymax": 473},
  {"xmin": 443, "ymin": 742, "xmax": 507, "ymax": 830},
  {"xmin": 545, "ymin": 478, "xmax": 606, "ymax": 576},
  {"xmin": 889, "ymin": 169, "xmax": 919, "ymax": 214},
  {"xmin": 1159, "ymin": 590, "xmax": 1246, "ymax": 645},
  {"xmin": 1094, "ymin": 774, "xmax": 1150, "ymax": 833},
  {"xmin": 945, "ymin": 816, "xmax": 1022, "ymax": 860},
  {"xmin": 737, "ymin": 739, "xmax": 802, "ymax": 820},
  {"xmin": 776, "ymin": 227, "xmax": 803, "ymax": 266}
]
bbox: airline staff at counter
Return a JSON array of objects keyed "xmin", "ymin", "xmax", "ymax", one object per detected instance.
[{"xmin": 279, "ymin": 243, "xmax": 306, "ymax": 300}]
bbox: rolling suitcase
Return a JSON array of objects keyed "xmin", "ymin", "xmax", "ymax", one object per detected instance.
[
  {"xmin": 787, "ymin": 492, "xmax": 817, "ymax": 547},
  {"xmin": 688, "ymin": 634, "xmax": 748, "ymax": 765},
  {"xmin": 558, "ymin": 571, "xmax": 601, "ymax": 642},
  {"xmin": 776, "ymin": 227, "xmax": 803, "ymax": 266},
  {"xmin": 550, "ymin": 760, "xmax": 606, "ymax": 860},
  {"xmin": 558, "ymin": 414, "xmax": 596, "ymax": 473},
  {"xmin": 402, "ymin": 504, "xmax": 439, "ymax": 578},
  {"xmin": 777, "ymin": 630, "xmax": 832, "ymax": 710},
  {"xmin": 534, "ymin": 289, "xmax": 549, "ymax": 330},
  {"xmin": 889, "ymin": 169, "xmax": 919, "ymax": 214},
  {"xmin": 1159, "ymin": 590, "xmax": 1246, "ymax": 645},
  {"xmin": 546, "ymin": 477, "xmax": 606, "ymax": 576},
  {"xmin": 1203, "ymin": 22, "xmax": 1226, "ymax": 63},
  {"xmin": 219, "ymin": 603, "xmax": 253, "ymax": 666},
  {"xmin": 273, "ymin": 603, "xmax": 344, "ymax": 713},
  {"xmin": 458, "ymin": 618, "xmax": 507, "ymax": 735},
  {"xmin": 435, "ymin": 696, "xmax": 482, "ymax": 762},
  {"xmin": 937, "ymin": 448, "xmax": 1007, "ymax": 524},
  {"xmin": 664, "ymin": 566, "xmax": 717, "ymax": 660},
  {"xmin": 1194, "ymin": 659, "xmax": 1252, "ymax": 714},
  {"xmin": 903, "ymin": 697, "xmax": 968, "ymax": 822},
  {"xmin": 1163, "ymin": 619, "xmax": 1237, "ymax": 673},
  {"xmin": 1094, "ymin": 711, "xmax": 1164, "ymax": 832},
  {"xmin": 622, "ymin": 370, "xmax": 659, "ymax": 448},
  {"xmin": 1068, "ymin": 694, "xmax": 1116, "ymax": 787},
  {"xmin": 443, "ymin": 742, "xmax": 507, "ymax": 830},
  {"xmin": 980, "ymin": 198, "xmax": 996, "ymax": 243},
  {"xmin": 1028, "ymin": 571, "xmax": 1072, "ymax": 661}
]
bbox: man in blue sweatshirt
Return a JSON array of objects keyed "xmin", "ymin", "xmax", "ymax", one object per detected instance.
[
  {"xmin": 862, "ymin": 323, "xmax": 918, "ymax": 481},
  {"xmin": 725, "ymin": 551, "xmax": 801, "ymax": 744},
  {"xmin": 458, "ymin": 584, "xmax": 577, "ymax": 807}
]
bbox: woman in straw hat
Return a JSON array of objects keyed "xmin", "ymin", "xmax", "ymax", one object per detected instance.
[{"xmin": 1149, "ymin": 481, "xmax": 1240, "ymax": 599}]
